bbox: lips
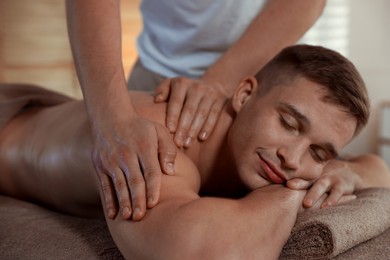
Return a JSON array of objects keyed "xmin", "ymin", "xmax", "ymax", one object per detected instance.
[{"xmin": 258, "ymin": 155, "xmax": 286, "ymax": 184}]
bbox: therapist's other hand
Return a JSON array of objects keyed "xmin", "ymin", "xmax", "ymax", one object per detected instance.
[
  {"xmin": 154, "ymin": 77, "xmax": 228, "ymax": 148},
  {"xmin": 287, "ymin": 159, "xmax": 357, "ymax": 209},
  {"xmin": 92, "ymin": 115, "xmax": 176, "ymax": 221}
]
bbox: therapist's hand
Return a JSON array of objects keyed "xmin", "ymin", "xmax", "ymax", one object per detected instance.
[
  {"xmin": 92, "ymin": 114, "xmax": 176, "ymax": 221},
  {"xmin": 154, "ymin": 77, "xmax": 228, "ymax": 148}
]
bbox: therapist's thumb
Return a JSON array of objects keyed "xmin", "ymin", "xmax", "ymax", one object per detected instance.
[{"xmin": 156, "ymin": 124, "xmax": 176, "ymax": 175}]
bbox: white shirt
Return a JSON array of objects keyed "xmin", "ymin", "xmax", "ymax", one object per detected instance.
[{"xmin": 137, "ymin": 0, "xmax": 266, "ymax": 78}]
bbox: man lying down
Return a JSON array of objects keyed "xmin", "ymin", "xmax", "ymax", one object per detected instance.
[{"xmin": 0, "ymin": 45, "xmax": 390, "ymax": 259}]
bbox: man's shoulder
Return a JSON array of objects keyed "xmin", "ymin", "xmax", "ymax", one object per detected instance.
[
  {"xmin": 130, "ymin": 91, "xmax": 166, "ymax": 126},
  {"xmin": 159, "ymin": 150, "xmax": 202, "ymax": 203}
]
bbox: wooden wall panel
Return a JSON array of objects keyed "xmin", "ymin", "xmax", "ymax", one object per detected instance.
[{"xmin": 1, "ymin": 0, "xmax": 141, "ymax": 99}]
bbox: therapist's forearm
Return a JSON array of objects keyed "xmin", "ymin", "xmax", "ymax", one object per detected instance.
[
  {"xmin": 203, "ymin": 0, "xmax": 326, "ymax": 94},
  {"xmin": 65, "ymin": 0, "xmax": 134, "ymax": 123}
]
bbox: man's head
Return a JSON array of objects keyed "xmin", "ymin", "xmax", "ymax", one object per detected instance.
[
  {"xmin": 227, "ymin": 45, "xmax": 370, "ymax": 190},
  {"xmin": 255, "ymin": 44, "xmax": 369, "ymax": 136}
]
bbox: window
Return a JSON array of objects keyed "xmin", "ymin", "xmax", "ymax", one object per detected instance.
[{"xmin": 299, "ymin": 0, "xmax": 350, "ymax": 57}]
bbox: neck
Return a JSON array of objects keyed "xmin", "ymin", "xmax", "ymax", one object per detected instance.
[{"xmin": 186, "ymin": 102, "xmax": 248, "ymax": 197}]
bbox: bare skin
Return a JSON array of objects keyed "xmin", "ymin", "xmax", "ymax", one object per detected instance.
[
  {"xmin": 0, "ymin": 76, "xmax": 389, "ymax": 259},
  {"xmin": 65, "ymin": 0, "xmax": 326, "ymax": 220}
]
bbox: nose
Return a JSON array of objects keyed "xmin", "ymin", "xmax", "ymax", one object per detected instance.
[{"xmin": 277, "ymin": 139, "xmax": 308, "ymax": 171}]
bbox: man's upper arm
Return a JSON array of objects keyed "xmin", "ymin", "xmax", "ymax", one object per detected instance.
[
  {"xmin": 103, "ymin": 151, "xmax": 303, "ymax": 259},
  {"xmin": 104, "ymin": 151, "xmax": 202, "ymax": 259}
]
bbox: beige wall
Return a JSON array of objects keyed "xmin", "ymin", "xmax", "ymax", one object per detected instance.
[
  {"xmin": 343, "ymin": 0, "xmax": 390, "ymax": 161},
  {"xmin": 1, "ymin": 0, "xmax": 141, "ymax": 99}
]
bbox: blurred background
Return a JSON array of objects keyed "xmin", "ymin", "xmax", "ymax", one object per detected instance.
[{"xmin": 1, "ymin": 0, "xmax": 389, "ymax": 164}]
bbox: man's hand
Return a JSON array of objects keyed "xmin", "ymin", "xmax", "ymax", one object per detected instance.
[
  {"xmin": 154, "ymin": 77, "xmax": 228, "ymax": 148},
  {"xmin": 287, "ymin": 159, "xmax": 358, "ymax": 209},
  {"xmin": 92, "ymin": 115, "xmax": 176, "ymax": 221}
]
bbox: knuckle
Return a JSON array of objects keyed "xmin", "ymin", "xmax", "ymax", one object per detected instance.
[
  {"xmin": 331, "ymin": 186, "xmax": 343, "ymax": 194},
  {"xmin": 316, "ymin": 178, "xmax": 329, "ymax": 188},
  {"xmin": 169, "ymin": 96, "xmax": 184, "ymax": 106},
  {"xmin": 160, "ymin": 149, "xmax": 176, "ymax": 160},
  {"xmin": 101, "ymin": 183, "xmax": 112, "ymax": 194},
  {"xmin": 192, "ymin": 82, "xmax": 204, "ymax": 92},
  {"xmin": 137, "ymin": 142, "xmax": 153, "ymax": 154},
  {"xmin": 177, "ymin": 126, "xmax": 189, "ymax": 134},
  {"xmin": 174, "ymin": 77, "xmax": 183, "ymax": 83},
  {"xmin": 128, "ymin": 176, "xmax": 144, "ymax": 188},
  {"xmin": 184, "ymin": 105, "xmax": 197, "ymax": 116},
  {"xmin": 114, "ymin": 179, "xmax": 128, "ymax": 191},
  {"xmin": 196, "ymin": 108, "xmax": 209, "ymax": 119},
  {"xmin": 142, "ymin": 166, "xmax": 157, "ymax": 179},
  {"xmin": 210, "ymin": 104, "xmax": 223, "ymax": 115}
]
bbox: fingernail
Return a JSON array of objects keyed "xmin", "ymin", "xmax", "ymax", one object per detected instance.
[
  {"xmin": 148, "ymin": 197, "xmax": 155, "ymax": 207},
  {"xmin": 304, "ymin": 198, "xmax": 312, "ymax": 207},
  {"xmin": 166, "ymin": 162, "xmax": 174, "ymax": 174},
  {"xmin": 184, "ymin": 136, "xmax": 192, "ymax": 147},
  {"xmin": 294, "ymin": 182, "xmax": 303, "ymax": 189},
  {"xmin": 122, "ymin": 206, "xmax": 131, "ymax": 219},
  {"xmin": 107, "ymin": 208, "xmax": 116, "ymax": 219},
  {"xmin": 168, "ymin": 123, "xmax": 176, "ymax": 133},
  {"xmin": 200, "ymin": 131, "xmax": 207, "ymax": 140},
  {"xmin": 155, "ymin": 94, "xmax": 163, "ymax": 102},
  {"xmin": 133, "ymin": 207, "xmax": 142, "ymax": 221},
  {"xmin": 174, "ymin": 135, "xmax": 183, "ymax": 147}
]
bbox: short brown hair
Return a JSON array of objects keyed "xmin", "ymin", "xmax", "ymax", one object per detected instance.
[{"xmin": 255, "ymin": 44, "xmax": 369, "ymax": 136}]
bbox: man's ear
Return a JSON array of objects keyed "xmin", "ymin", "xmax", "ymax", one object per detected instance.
[{"xmin": 232, "ymin": 76, "xmax": 258, "ymax": 113}]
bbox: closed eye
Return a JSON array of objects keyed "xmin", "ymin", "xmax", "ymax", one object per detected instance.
[
  {"xmin": 310, "ymin": 145, "xmax": 332, "ymax": 163},
  {"xmin": 279, "ymin": 114, "xmax": 298, "ymax": 132}
]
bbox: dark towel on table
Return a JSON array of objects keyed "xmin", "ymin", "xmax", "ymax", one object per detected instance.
[{"xmin": 280, "ymin": 188, "xmax": 390, "ymax": 259}]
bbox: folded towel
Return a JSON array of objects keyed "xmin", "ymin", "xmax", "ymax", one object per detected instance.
[
  {"xmin": 334, "ymin": 222, "xmax": 390, "ymax": 260},
  {"xmin": 280, "ymin": 187, "xmax": 390, "ymax": 259}
]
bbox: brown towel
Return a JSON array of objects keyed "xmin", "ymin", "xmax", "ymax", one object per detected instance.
[
  {"xmin": 280, "ymin": 187, "xmax": 390, "ymax": 259},
  {"xmin": 0, "ymin": 195, "xmax": 124, "ymax": 260},
  {"xmin": 1, "ymin": 189, "xmax": 390, "ymax": 259},
  {"xmin": 0, "ymin": 83, "xmax": 73, "ymax": 130}
]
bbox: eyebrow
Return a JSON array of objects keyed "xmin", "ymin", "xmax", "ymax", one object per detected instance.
[{"xmin": 278, "ymin": 102, "xmax": 339, "ymax": 159}]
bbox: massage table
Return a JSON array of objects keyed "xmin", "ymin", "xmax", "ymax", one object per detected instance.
[{"xmin": 1, "ymin": 188, "xmax": 390, "ymax": 259}]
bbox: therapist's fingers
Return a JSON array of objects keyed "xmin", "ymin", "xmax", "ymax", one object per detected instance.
[
  {"xmin": 165, "ymin": 78, "xmax": 188, "ymax": 134},
  {"xmin": 184, "ymin": 97, "xmax": 214, "ymax": 147},
  {"xmin": 98, "ymin": 169, "xmax": 119, "ymax": 219},
  {"xmin": 156, "ymin": 124, "xmax": 176, "ymax": 176},
  {"xmin": 93, "ymin": 149, "xmax": 133, "ymax": 220},
  {"xmin": 154, "ymin": 78, "xmax": 172, "ymax": 103},
  {"xmin": 174, "ymin": 87, "xmax": 203, "ymax": 148},
  {"xmin": 120, "ymin": 154, "xmax": 147, "ymax": 221},
  {"xmin": 197, "ymin": 96, "xmax": 227, "ymax": 142}
]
